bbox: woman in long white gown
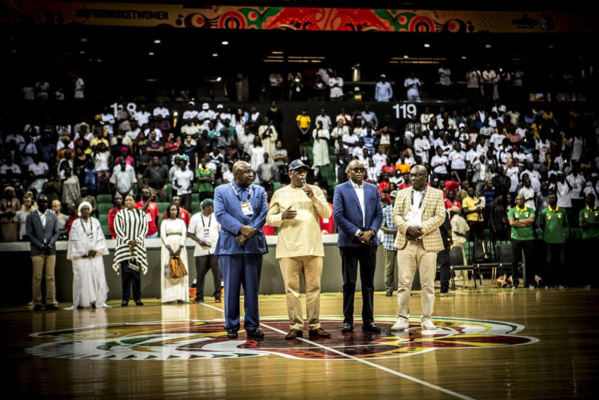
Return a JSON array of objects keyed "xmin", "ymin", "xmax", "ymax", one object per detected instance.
[
  {"xmin": 312, "ymin": 120, "xmax": 330, "ymax": 174},
  {"xmin": 160, "ymin": 204, "xmax": 189, "ymax": 303},
  {"xmin": 65, "ymin": 201, "xmax": 110, "ymax": 310}
]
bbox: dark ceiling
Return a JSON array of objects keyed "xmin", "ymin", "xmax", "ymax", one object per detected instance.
[{"xmin": 3, "ymin": 1, "xmax": 597, "ymax": 102}]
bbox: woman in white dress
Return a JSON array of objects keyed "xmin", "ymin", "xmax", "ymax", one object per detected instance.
[
  {"xmin": 249, "ymin": 136, "xmax": 266, "ymax": 178},
  {"xmin": 160, "ymin": 203, "xmax": 189, "ymax": 303},
  {"xmin": 312, "ymin": 120, "xmax": 330, "ymax": 175},
  {"xmin": 65, "ymin": 201, "xmax": 110, "ymax": 310}
]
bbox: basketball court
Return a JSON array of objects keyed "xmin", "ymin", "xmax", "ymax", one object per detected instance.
[{"xmin": 2, "ymin": 285, "xmax": 598, "ymax": 399}]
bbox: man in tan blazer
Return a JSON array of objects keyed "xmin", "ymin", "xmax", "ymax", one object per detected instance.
[{"xmin": 391, "ymin": 165, "xmax": 446, "ymax": 332}]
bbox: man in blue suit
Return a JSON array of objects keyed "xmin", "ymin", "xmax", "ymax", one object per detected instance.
[
  {"xmin": 214, "ymin": 160, "xmax": 268, "ymax": 339},
  {"xmin": 333, "ymin": 159, "xmax": 383, "ymax": 333},
  {"xmin": 26, "ymin": 195, "xmax": 60, "ymax": 311}
]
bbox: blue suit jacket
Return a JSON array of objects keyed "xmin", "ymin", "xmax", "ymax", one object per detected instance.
[
  {"xmin": 25, "ymin": 211, "xmax": 60, "ymax": 256},
  {"xmin": 333, "ymin": 180, "xmax": 383, "ymax": 248},
  {"xmin": 214, "ymin": 181, "xmax": 268, "ymax": 255}
]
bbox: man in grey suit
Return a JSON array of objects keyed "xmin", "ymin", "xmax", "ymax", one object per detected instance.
[{"xmin": 26, "ymin": 195, "xmax": 60, "ymax": 311}]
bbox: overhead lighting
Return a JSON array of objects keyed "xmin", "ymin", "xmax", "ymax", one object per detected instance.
[
  {"xmin": 485, "ymin": 44, "xmax": 492, "ymax": 48},
  {"xmin": 548, "ymin": 44, "xmax": 554, "ymax": 49},
  {"xmin": 148, "ymin": 52, "xmax": 155, "ymax": 56},
  {"xmin": 145, "ymin": 78, "xmax": 158, "ymax": 82},
  {"xmin": 80, "ymin": 38, "xmax": 87, "ymax": 42},
  {"xmin": 272, "ymin": 51, "xmax": 284, "ymax": 54},
  {"xmin": 212, "ymin": 53, "xmax": 218, "ymax": 57},
  {"xmin": 404, "ymin": 55, "xmax": 409, "ymax": 58},
  {"xmin": 222, "ymin": 41, "xmax": 229, "ymax": 45},
  {"xmin": 424, "ymin": 43, "xmax": 430, "ymax": 48},
  {"xmin": 79, "ymin": 50, "xmax": 85, "ymax": 54},
  {"xmin": 462, "ymin": 55, "xmax": 467, "ymax": 59},
  {"xmin": 154, "ymin": 39, "xmax": 161, "ymax": 44}
]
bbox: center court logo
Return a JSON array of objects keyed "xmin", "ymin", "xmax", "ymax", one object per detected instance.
[{"xmin": 26, "ymin": 316, "xmax": 538, "ymax": 361}]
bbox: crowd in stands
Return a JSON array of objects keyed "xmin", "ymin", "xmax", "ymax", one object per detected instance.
[{"xmin": 2, "ymin": 65, "xmax": 599, "ymax": 260}]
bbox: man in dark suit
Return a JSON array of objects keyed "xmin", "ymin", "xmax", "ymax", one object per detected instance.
[
  {"xmin": 333, "ymin": 159, "xmax": 383, "ymax": 334},
  {"xmin": 26, "ymin": 194, "xmax": 60, "ymax": 311},
  {"xmin": 214, "ymin": 161, "xmax": 268, "ymax": 339}
]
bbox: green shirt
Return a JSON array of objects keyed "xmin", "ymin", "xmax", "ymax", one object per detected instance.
[
  {"xmin": 195, "ymin": 167, "xmax": 215, "ymax": 193},
  {"xmin": 540, "ymin": 206, "xmax": 568, "ymax": 244},
  {"xmin": 579, "ymin": 206, "xmax": 599, "ymax": 239},
  {"xmin": 508, "ymin": 206, "xmax": 535, "ymax": 241}
]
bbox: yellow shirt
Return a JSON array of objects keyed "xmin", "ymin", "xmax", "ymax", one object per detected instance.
[
  {"xmin": 462, "ymin": 196, "xmax": 482, "ymax": 222},
  {"xmin": 296, "ymin": 115, "xmax": 311, "ymax": 129},
  {"xmin": 266, "ymin": 185, "xmax": 332, "ymax": 259}
]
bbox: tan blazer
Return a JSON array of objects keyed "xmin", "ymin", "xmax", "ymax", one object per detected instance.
[{"xmin": 392, "ymin": 186, "xmax": 446, "ymax": 252}]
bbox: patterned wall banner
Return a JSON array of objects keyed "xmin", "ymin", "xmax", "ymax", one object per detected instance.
[{"xmin": 0, "ymin": 1, "xmax": 597, "ymax": 34}]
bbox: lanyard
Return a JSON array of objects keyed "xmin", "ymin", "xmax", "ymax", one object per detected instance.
[
  {"xmin": 231, "ymin": 182, "xmax": 252, "ymax": 203},
  {"xmin": 79, "ymin": 218, "xmax": 92, "ymax": 234},
  {"xmin": 200, "ymin": 214, "xmax": 212, "ymax": 228},
  {"xmin": 410, "ymin": 187, "xmax": 428, "ymax": 209}
]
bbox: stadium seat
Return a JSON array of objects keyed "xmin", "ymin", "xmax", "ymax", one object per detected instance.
[
  {"xmin": 157, "ymin": 202, "xmax": 170, "ymax": 216},
  {"xmin": 97, "ymin": 194, "xmax": 113, "ymax": 204},
  {"xmin": 98, "ymin": 203, "xmax": 113, "ymax": 215}
]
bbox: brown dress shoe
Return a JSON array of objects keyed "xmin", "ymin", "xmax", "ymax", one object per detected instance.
[
  {"xmin": 308, "ymin": 327, "xmax": 331, "ymax": 338},
  {"xmin": 285, "ymin": 328, "xmax": 303, "ymax": 340}
]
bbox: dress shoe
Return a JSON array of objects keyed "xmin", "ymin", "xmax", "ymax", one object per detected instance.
[
  {"xmin": 246, "ymin": 329, "xmax": 265, "ymax": 339},
  {"xmin": 33, "ymin": 304, "xmax": 43, "ymax": 311},
  {"xmin": 391, "ymin": 318, "xmax": 409, "ymax": 331},
  {"xmin": 421, "ymin": 319, "xmax": 436, "ymax": 332},
  {"xmin": 285, "ymin": 328, "xmax": 303, "ymax": 340},
  {"xmin": 386, "ymin": 289, "xmax": 393, "ymax": 297},
  {"xmin": 341, "ymin": 323, "xmax": 354, "ymax": 333},
  {"xmin": 214, "ymin": 298, "xmax": 221, "ymax": 303},
  {"xmin": 362, "ymin": 323, "xmax": 381, "ymax": 333},
  {"xmin": 309, "ymin": 327, "xmax": 331, "ymax": 338},
  {"xmin": 121, "ymin": 301, "xmax": 129, "ymax": 307},
  {"xmin": 227, "ymin": 330, "xmax": 238, "ymax": 339},
  {"xmin": 135, "ymin": 301, "xmax": 144, "ymax": 306},
  {"xmin": 195, "ymin": 297, "xmax": 205, "ymax": 303},
  {"xmin": 45, "ymin": 304, "xmax": 58, "ymax": 310}
]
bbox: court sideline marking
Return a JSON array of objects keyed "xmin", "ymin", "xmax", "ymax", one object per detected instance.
[{"xmin": 201, "ymin": 302, "xmax": 475, "ymax": 400}]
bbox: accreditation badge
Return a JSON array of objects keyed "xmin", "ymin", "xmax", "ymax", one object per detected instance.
[
  {"xmin": 241, "ymin": 202, "xmax": 254, "ymax": 216},
  {"xmin": 585, "ymin": 213, "xmax": 589, "ymax": 218},
  {"xmin": 547, "ymin": 215, "xmax": 551, "ymax": 220},
  {"xmin": 203, "ymin": 227, "xmax": 210, "ymax": 237},
  {"xmin": 558, "ymin": 214, "xmax": 561, "ymax": 219},
  {"xmin": 515, "ymin": 213, "xmax": 519, "ymax": 218}
]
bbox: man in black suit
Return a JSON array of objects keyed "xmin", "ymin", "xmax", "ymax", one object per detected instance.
[{"xmin": 26, "ymin": 194, "xmax": 60, "ymax": 311}]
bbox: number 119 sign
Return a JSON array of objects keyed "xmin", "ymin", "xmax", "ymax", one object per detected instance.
[{"xmin": 393, "ymin": 103, "xmax": 417, "ymax": 119}]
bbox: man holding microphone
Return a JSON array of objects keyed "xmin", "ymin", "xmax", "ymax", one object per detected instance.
[{"xmin": 266, "ymin": 159, "xmax": 333, "ymax": 340}]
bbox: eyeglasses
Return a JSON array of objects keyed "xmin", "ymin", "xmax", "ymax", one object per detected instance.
[
  {"xmin": 291, "ymin": 169, "xmax": 308, "ymax": 174},
  {"xmin": 351, "ymin": 167, "xmax": 366, "ymax": 173}
]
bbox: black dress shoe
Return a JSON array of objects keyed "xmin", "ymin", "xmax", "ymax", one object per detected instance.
[
  {"xmin": 246, "ymin": 329, "xmax": 265, "ymax": 339},
  {"xmin": 33, "ymin": 304, "xmax": 43, "ymax": 311},
  {"xmin": 386, "ymin": 289, "xmax": 393, "ymax": 297},
  {"xmin": 121, "ymin": 301, "xmax": 129, "ymax": 307},
  {"xmin": 341, "ymin": 323, "xmax": 354, "ymax": 333},
  {"xmin": 135, "ymin": 301, "xmax": 144, "ymax": 306},
  {"xmin": 227, "ymin": 330, "xmax": 238, "ymax": 339},
  {"xmin": 45, "ymin": 304, "xmax": 58, "ymax": 310},
  {"xmin": 362, "ymin": 323, "xmax": 381, "ymax": 333}
]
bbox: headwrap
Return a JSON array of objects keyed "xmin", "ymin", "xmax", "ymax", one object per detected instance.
[{"xmin": 77, "ymin": 201, "xmax": 92, "ymax": 217}]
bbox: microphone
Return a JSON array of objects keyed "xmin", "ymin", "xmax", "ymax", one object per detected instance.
[{"xmin": 301, "ymin": 179, "xmax": 310, "ymax": 197}]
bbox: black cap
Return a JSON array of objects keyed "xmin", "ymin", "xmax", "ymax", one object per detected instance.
[{"xmin": 288, "ymin": 159, "xmax": 310, "ymax": 171}]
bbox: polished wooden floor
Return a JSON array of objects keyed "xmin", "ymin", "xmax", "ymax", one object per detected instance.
[{"xmin": 1, "ymin": 282, "xmax": 598, "ymax": 399}]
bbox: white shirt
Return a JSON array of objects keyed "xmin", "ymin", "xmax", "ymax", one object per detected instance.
[
  {"xmin": 134, "ymin": 111, "xmax": 151, "ymax": 127},
  {"xmin": 351, "ymin": 181, "xmax": 366, "ymax": 229},
  {"xmin": 315, "ymin": 115, "xmax": 333, "ymax": 131},
  {"xmin": 189, "ymin": 212, "xmax": 220, "ymax": 256},
  {"xmin": 448, "ymin": 150, "xmax": 467, "ymax": 170},
  {"xmin": 153, "ymin": 107, "xmax": 170, "ymax": 118},
  {"xmin": 405, "ymin": 188, "xmax": 425, "ymax": 227},
  {"xmin": 173, "ymin": 169, "xmax": 194, "ymax": 195}
]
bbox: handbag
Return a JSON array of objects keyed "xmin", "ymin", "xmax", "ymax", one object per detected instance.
[{"xmin": 169, "ymin": 256, "xmax": 188, "ymax": 279}]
